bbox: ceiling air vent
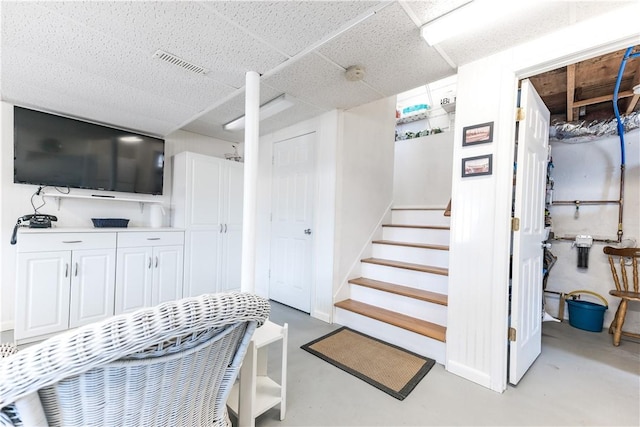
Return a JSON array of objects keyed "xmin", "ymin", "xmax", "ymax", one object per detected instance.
[{"xmin": 153, "ymin": 49, "xmax": 209, "ymax": 75}]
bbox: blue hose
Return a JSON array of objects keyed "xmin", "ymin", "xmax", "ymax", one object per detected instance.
[{"xmin": 613, "ymin": 47, "xmax": 640, "ymax": 165}]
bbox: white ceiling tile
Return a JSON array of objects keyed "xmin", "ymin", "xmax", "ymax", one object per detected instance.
[
  {"xmin": 2, "ymin": 3, "xmax": 235, "ymax": 113},
  {"xmin": 318, "ymin": 3, "xmax": 454, "ymax": 96},
  {"xmin": 205, "ymin": 1, "xmax": 382, "ymax": 56},
  {"xmin": 263, "ymin": 53, "xmax": 383, "ymax": 110},
  {"xmin": 403, "ymin": 0, "xmax": 472, "ymax": 23},
  {"xmin": 2, "ymin": 48, "xmax": 197, "ymax": 136},
  {"xmin": 35, "ymin": 1, "xmax": 288, "ymax": 88}
]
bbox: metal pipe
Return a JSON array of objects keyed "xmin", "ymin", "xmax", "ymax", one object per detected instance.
[
  {"xmin": 552, "ymin": 200, "xmax": 619, "ymax": 205},
  {"xmin": 552, "ymin": 236, "xmax": 619, "ymax": 244}
]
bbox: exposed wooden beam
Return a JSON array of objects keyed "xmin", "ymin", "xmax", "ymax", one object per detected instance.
[
  {"xmin": 625, "ymin": 63, "xmax": 640, "ymax": 115},
  {"xmin": 572, "ymin": 90, "xmax": 634, "ymax": 108},
  {"xmin": 566, "ymin": 64, "xmax": 576, "ymax": 121}
]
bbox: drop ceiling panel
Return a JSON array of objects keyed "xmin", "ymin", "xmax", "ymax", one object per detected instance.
[
  {"xmin": 34, "ymin": 1, "xmax": 288, "ymax": 88},
  {"xmin": 205, "ymin": 1, "xmax": 382, "ymax": 57},
  {"xmin": 2, "ymin": 3, "xmax": 236, "ymax": 112},
  {"xmin": 2, "ymin": 49, "xmax": 197, "ymax": 136},
  {"xmin": 263, "ymin": 53, "xmax": 382, "ymax": 110},
  {"xmin": 402, "ymin": 0, "xmax": 472, "ymax": 22},
  {"xmin": 318, "ymin": 2, "xmax": 454, "ymax": 96}
]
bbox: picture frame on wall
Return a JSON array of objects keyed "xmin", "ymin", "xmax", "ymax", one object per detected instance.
[
  {"xmin": 462, "ymin": 122, "xmax": 493, "ymax": 146},
  {"xmin": 462, "ymin": 154, "xmax": 493, "ymax": 177}
]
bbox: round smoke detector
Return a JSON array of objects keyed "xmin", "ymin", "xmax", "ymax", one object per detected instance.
[{"xmin": 345, "ymin": 65, "xmax": 365, "ymax": 81}]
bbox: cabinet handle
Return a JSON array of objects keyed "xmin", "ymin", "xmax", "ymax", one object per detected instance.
[
  {"xmin": 63, "ymin": 240, "xmax": 82, "ymax": 244},
  {"xmin": 220, "ymin": 224, "xmax": 223, "ymax": 233},
  {"xmin": 74, "ymin": 263, "xmax": 78, "ymax": 277},
  {"xmin": 65, "ymin": 263, "xmax": 69, "ymax": 278},
  {"xmin": 224, "ymin": 224, "xmax": 228, "ymax": 233},
  {"xmin": 148, "ymin": 257, "xmax": 152, "ymax": 269},
  {"xmin": 147, "ymin": 237, "xmax": 161, "ymax": 241},
  {"xmin": 155, "ymin": 256, "xmax": 159, "ymax": 268}
]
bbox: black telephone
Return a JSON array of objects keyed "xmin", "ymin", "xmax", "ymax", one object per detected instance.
[{"xmin": 10, "ymin": 214, "xmax": 58, "ymax": 245}]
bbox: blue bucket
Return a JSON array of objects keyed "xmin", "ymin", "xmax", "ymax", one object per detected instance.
[{"xmin": 567, "ymin": 299, "xmax": 607, "ymax": 332}]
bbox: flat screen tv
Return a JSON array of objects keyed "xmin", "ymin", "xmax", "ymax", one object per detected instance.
[{"xmin": 14, "ymin": 106, "xmax": 164, "ymax": 195}]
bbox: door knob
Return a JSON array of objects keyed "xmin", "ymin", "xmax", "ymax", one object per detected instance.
[
  {"xmin": 304, "ymin": 229, "xmax": 312, "ymax": 235},
  {"xmin": 541, "ymin": 242, "xmax": 551, "ymax": 249}
]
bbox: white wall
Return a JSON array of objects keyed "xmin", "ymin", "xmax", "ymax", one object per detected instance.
[
  {"xmin": 335, "ymin": 97, "xmax": 396, "ymax": 290},
  {"xmin": 0, "ymin": 101, "xmax": 239, "ymax": 330},
  {"xmin": 545, "ymin": 130, "xmax": 639, "ymax": 331},
  {"xmin": 393, "ymin": 132, "xmax": 454, "ymax": 208},
  {"xmin": 446, "ymin": 3, "xmax": 640, "ymax": 393}
]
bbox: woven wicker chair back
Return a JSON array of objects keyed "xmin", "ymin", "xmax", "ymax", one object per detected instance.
[{"xmin": 0, "ymin": 292, "xmax": 270, "ymax": 427}]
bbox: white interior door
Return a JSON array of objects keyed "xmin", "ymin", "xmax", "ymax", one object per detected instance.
[
  {"xmin": 509, "ymin": 79, "xmax": 550, "ymax": 385},
  {"xmin": 269, "ymin": 133, "xmax": 316, "ymax": 313}
]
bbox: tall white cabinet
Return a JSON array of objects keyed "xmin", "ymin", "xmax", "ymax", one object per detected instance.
[{"xmin": 172, "ymin": 152, "xmax": 243, "ymax": 296}]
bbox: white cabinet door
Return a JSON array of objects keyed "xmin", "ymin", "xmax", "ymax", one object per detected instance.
[
  {"xmin": 183, "ymin": 229, "xmax": 221, "ymax": 297},
  {"xmin": 152, "ymin": 245, "xmax": 184, "ymax": 304},
  {"xmin": 115, "ymin": 247, "xmax": 153, "ymax": 314},
  {"xmin": 69, "ymin": 249, "xmax": 116, "ymax": 328},
  {"xmin": 16, "ymin": 251, "xmax": 71, "ymax": 340},
  {"xmin": 221, "ymin": 161, "xmax": 244, "ymax": 292}
]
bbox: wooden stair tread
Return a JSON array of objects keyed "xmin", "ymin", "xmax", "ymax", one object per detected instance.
[
  {"xmin": 335, "ymin": 299, "xmax": 446, "ymax": 342},
  {"xmin": 382, "ymin": 224, "xmax": 450, "ymax": 230},
  {"xmin": 348, "ymin": 277, "xmax": 447, "ymax": 306},
  {"xmin": 372, "ymin": 240, "xmax": 449, "ymax": 251},
  {"xmin": 362, "ymin": 258, "xmax": 448, "ymax": 276}
]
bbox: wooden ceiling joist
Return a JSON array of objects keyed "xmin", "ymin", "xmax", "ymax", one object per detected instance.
[
  {"xmin": 573, "ymin": 90, "xmax": 634, "ymax": 109},
  {"xmin": 625, "ymin": 63, "xmax": 640, "ymax": 115},
  {"xmin": 566, "ymin": 64, "xmax": 577, "ymax": 122}
]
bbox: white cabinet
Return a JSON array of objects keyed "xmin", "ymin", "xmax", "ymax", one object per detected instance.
[
  {"xmin": 172, "ymin": 152, "xmax": 243, "ymax": 296},
  {"xmin": 115, "ymin": 231, "xmax": 184, "ymax": 314},
  {"xmin": 15, "ymin": 232, "xmax": 116, "ymax": 341}
]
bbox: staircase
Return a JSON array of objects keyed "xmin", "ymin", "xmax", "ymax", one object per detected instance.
[{"xmin": 334, "ymin": 208, "xmax": 449, "ymax": 364}]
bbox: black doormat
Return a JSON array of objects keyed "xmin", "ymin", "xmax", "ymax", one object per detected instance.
[{"xmin": 301, "ymin": 327, "xmax": 435, "ymax": 400}]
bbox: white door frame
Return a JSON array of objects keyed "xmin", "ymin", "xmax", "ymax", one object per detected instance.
[
  {"xmin": 446, "ymin": 6, "xmax": 638, "ymax": 392},
  {"xmin": 256, "ymin": 112, "xmax": 339, "ymax": 323}
]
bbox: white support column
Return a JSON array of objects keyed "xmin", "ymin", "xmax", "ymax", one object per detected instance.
[{"xmin": 241, "ymin": 71, "xmax": 260, "ymax": 293}]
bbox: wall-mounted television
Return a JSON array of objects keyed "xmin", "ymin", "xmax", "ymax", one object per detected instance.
[{"xmin": 14, "ymin": 106, "xmax": 164, "ymax": 195}]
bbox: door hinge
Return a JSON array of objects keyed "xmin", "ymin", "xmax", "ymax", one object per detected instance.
[
  {"xmin": 511, "ymin": 217, "xmax": 520, "ymax": 231},
  {"xmin": 508, "ymin": 327, "xmax": 517, "ymax": 341},
  {"xmin": 516, "ymin": 108, "xmax": 525, "ymax": 121}
]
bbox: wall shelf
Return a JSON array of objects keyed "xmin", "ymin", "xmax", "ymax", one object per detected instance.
[
  {"xmin": 396, "ymin": 111, "xmax": 430, "ymax": 124},
  {"xmin": 440, "ymin": 102, "xmax": 456, "ymax": 113},
  {"xmin": 42, "ymin": 192, "xmax": 164, "ymax": 213}
]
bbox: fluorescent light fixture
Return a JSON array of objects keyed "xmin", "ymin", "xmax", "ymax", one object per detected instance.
[
  {"xmin": 223, "ymin": 94, "xmax": 295, "ymax": 131},
  {"xmin": 420, "ymin": 0, "xmax": 529, "ymax": 46},
  {"xmin": 118, "ymin": 136, "xmax": 143, "ymax": 143}
]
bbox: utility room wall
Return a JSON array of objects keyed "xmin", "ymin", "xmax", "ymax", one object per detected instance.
[{"xmin": 545, "ymin": 129, "xmax": 639, "ymax": 332}]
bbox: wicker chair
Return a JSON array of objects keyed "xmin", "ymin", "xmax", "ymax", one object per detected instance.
[
  {"xmin": 603, "ymin": 246, "xmax": 640, "ymax": 346},
  {"xmin": 0, "ymin": 292, "xmax": 270, "ymax": 426}
]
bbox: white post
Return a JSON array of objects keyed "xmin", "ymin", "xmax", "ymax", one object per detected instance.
[{"xmin": 240, "ymin": 71, "xmax": 260, "ymax": 293}]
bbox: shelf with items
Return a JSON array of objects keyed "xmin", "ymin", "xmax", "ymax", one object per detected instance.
[
  {"xmin": 42, "ymin": 192, "xmax": 164, "ymax": 213},
  {"xmin": 396, "ymin": 111, "xmax": 431, "ymax": 125}
]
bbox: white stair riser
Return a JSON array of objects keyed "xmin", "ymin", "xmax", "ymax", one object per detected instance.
[
  {"xmin": 392, "ymin": 210, "xmax": 450, "ymax": 227},
  {"xmin": 372, "ymin": 244, "xmax": 449, "ymax": 268},
  {"xmin": 351, "ymin": 285, "xmax": 447, "ymax": 326},
  {"xmin": 334, "ymin": 308, "xmax": 446, "ymax": 364},
  {"xmin": 361, "ymin": 263, "xmax": 448, "ymax": 295},
  {"xmin": 382, "ymin": 227, "xmax": 450, "ymax": 246}
]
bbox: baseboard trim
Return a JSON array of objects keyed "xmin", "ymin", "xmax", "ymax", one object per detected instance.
[{"xmin": 1, "ymin": 320, "xmax": 15, "ymax": 332}]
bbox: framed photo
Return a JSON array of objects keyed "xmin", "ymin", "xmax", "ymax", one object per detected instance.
[
  {"xmin": 462, "ymin": 154, "xmax": 493, "ymax": 177},
  {"xmin": 462, "ymin": 122, "xmax": 493, "ymax": 146}
]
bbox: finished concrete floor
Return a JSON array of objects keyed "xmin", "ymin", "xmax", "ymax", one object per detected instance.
[{"xmin": 244, "ymin": 301, "xmax": 640, "ymax": 427}]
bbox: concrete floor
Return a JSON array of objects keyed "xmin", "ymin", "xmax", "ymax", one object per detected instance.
[{"xmin": 244, "ymin": 301, "xmax": 640, "ymax": 427}]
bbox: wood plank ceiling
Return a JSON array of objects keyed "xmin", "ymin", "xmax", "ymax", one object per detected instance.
[{"xmin": 528, "ymin": 46, "xmax": 640, "ymax": 123}]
